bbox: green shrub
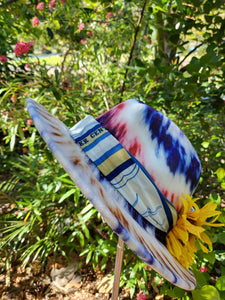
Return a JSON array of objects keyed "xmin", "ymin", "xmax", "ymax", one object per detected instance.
[{"xmin": 0, "ymin": 0, "xmax": 224, "ymax": 298}]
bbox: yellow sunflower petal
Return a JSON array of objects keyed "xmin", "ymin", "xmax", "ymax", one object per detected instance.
[
  {"xmin": 173, "ymin": 223, "xmax": 189, "ymax": 244},
  {"xmin": 166, "ymin": 230, "xmax": 182, "ymax": 259},
  {"xmin": 199, "ymin": 202, "xmax": 221, "ymax": 221},
  {"xmin": 198, "ymin": 239, "xmax": 209, "ymax": 253},
  {"xmin": 200, "ymin": 232, "xmax": 212, "ymax": 248},
  {"xmin": 180, "ymin": 195, "xmax": 191, "ymax": 213},
  {"xmin": 180, "ymin": 245, "xmax": 191, "ymax": 269},
  {"xmin": 184, "ymin": 219, "xmax": 205, "ymax": 237},
  {"xmin": 204, "ymin": 214, "xmax": 224, "ymax": 227},
  {"xmin": 189, "ymin": 234, "xmax": 197, "ymax": 253}
]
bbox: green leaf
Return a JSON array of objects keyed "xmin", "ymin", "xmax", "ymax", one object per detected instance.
[
  {"xmin": 153, "ymin": 5, "xmax": 166, "ymax": 12},
  {"xmin": 28, "ymin": 131, "xmax": 36, "ymax": 152},
  {"xmin": 215, "ymin": 168, "xmax": 225, "ymax": 182},
  {"xmin": 216, "ymin": 276, "xmax": 225, "ymax": 291},
  {"xmin": 47, "ymin": 27, "xmax": 54, "ymax": 39},
  {"xmin": 186, "ymin": 57, "xmax": 200, "ymax": 74},
  {"xmin": 201, "ymin": 141, "xmax": 209, "ymax": 148},
  {"xmin": 203, "ymin": 252, "xmax": 216, "ymax": 264},
  {"xmin": 193, "ymin": 270, "xmax": 210, "ymax": 287},
  {"xmin": 130, "ymin": 263, "xmax": 139, "ymax": 279},
  {"xmin": 192, "ymin": 285, "xmax": 220, "ymax": 300},
  {"xmin": 126, "ymin": 279, "xmax": 136, "ymax": 298},
  {"xmin": 86, "ymin": 249, "xmax": 93, "ymax": 264},
  {"xmin": 52, "ymin": 88, "xmax": 61, "ymax": 100},
  {"xmin": 54, "ymin": 68, "xmax": 59, "ymax": 82},
  {"xmin": 93, "ymin": 251, "xmax": 99, "ymax": 268},
  {"xmin": 78, "ymin": 232, "xmax": 84, "ymax": 247},
  {"xmin": 171, "ymin": 286, "xmax": 186, "ymax": 297},
  {"xmin": 80, "ymin": 203, "xmax": 94, "ymax": 215},
  {"xmin": 58, "ymin": 176, "xmax": 75, "ymax": 185},
  {"xmin": 79, "ymin": 248, "xmax": 89, "ymax": 256},
  {"xmin": 100, "ymin": 256, "xmax": 107, "ymax": 270},
  {"xmin": 58, "ymin": 188, "xmax": 76, "ymax": 203},
  {"xmin": 54, "ymin": 181, "xmax": 62, "ymax": 193},
  {"xmin": 10, "ymin": 134, "xmax": 16, "ymax": 151},
  {"xmin": 53, "ymin": 20, "xmax": 60, "ymax": 30},
  {"xmin": 82, "ymin": 223, "xmax": 90, "ymax": 239},
  {"xmin": 216, "ymin": 152, "xmax": 222, "ymax": 158},
  {"xmin": 10, "ymin": 124, "xmax": 18, "ymax": 151},
  {"xmin": 217, "ymin": 232, "xmax": 225, "ymax": 244}
]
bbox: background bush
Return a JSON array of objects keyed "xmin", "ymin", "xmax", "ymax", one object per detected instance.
[{"xmin": 0, "ymin": 0, "xmax": 225, "ymax": 298}]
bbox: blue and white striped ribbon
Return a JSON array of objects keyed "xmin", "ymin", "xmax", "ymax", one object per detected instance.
[{"xmin": 70, "ymin": 116, "xmax": 178, "ymax": 233}]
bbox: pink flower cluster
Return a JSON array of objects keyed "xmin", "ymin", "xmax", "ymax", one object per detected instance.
[
  {"xmin": 78, "ymin": 23, "xmax": 84, "ymax": 31},
  {"xmin": 61, "ymin": 76, "xmax": 74, "ymax": 91},
  {"xmin": 0, "ymin": 56, "xmax": 7, "ymax": 63},
  {"xmin": 49, "ymin": 0, "xmax": 56, "ymax": 9},
  {"xmin": 143, "ymin": 35, "xmax": 152, "ymax": 44},
  {"xmin": 80, "ymin": 39, "xmax": 87, "ymax": 45},
  {"xmin": 137, "ymin": 293, "xmax": 146, "ymax": 300},
  {"xmin": 106, "ymin": 12, "xmax": 113, "ymax": 19},
  {"xmin": 14, "ymin": 41, "xmax": 32, "ymax": 57},
  {"xmin": 11, "ymin": 95, "xmax": 15, "ymax": 103},
  {"xmin": 25, "ymin": 63, "xmax": 30, "ymax": 69},
  {"xmin": 27, "ymin": 119, "xmax": 33, "ymax": 125},
  {"xmin": 36, "ymin": 2, "xmax": 44, "ymax": 10},
  {"xmin": 32, "ymin": 17, "xmax": 40, "ymax": 26},
  {"xmin": 199, "ymin": 266, "xmax": 208, "ymax": 273}
]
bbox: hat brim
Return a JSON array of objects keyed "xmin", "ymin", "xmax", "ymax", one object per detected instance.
[{"xmin": 26, "ymin": 98, "xmax": 196, "ymax": 290}]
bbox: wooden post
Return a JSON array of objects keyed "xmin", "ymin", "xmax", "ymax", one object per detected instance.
[{"xmin": 111, "ymin": 238, "xmax": 124, "ymax": 300}]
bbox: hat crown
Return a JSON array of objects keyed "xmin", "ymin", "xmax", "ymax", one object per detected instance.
[{"xmin": 97, "ymin": 99, "xmax": 201, "ymax": 212}]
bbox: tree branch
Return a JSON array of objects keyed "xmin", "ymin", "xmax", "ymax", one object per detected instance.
[
  {"xmin": 60, "ymin": 48, "xmax": 71, "ymax": 75},
  {"xmin": 120, "ymin": 0, "xmax": 148, "ymax": 102},
  {"xmin": 179, "ymin": 43, "xmax": 204, "ymax": 67}
]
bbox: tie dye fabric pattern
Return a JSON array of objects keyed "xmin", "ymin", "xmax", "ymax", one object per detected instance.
[{"xmin": 97, "ymin": 99, "xmax": 201, "ymax": 213}]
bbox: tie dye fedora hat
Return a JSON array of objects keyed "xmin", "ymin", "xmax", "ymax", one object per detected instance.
[{"xmin": 26, "ymin": 98, "xmax": 220, "ymax": 290}]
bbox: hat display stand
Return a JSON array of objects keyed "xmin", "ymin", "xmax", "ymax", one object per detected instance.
[
  {"xmin": 112, "ymin": 237, "xmax": 124, "ymax": 300},
  {"xmin": 26, "ymin": 98, "xmax": 202, "ymax": 297}
]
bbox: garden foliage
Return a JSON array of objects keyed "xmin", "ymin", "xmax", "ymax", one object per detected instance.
[{"xmin": 0, "ymin": 0, "xmax": 225, "ymax": 298}]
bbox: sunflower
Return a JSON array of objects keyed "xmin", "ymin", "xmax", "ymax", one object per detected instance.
[{"xmin": 166, "ymin": 195, "xmax": 223, "ymax": 269}]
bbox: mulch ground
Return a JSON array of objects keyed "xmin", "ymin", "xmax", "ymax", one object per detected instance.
[{"xmin": 0, "ymin": 253, "xmax": 135, "ymax": 300}]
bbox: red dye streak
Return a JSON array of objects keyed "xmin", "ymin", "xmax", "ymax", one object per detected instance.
[
  {"xmin": 117, "ymin": 102, "xmax": 126, "ymax": 110},
  {"xmin": 161, "ymin": 189, "xmax": 168, "ymax": 198},
  {"xmin": 116, "ymin": 123, "xmax": 127, "ymax": 141},
  {"xmin": 111, "ymin": 102, "xmax": 126, "ymax": 119},
  {"xmin": 171, "ymin": 193, "xmax": 174, "ymax": 202},
  {"xmin": 128, "ymin": 138, "xmax": 141, "ymax": 158},
  {"xmin": 151, "ymin": 175, "xmax": 155, "ymax": 182}
]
